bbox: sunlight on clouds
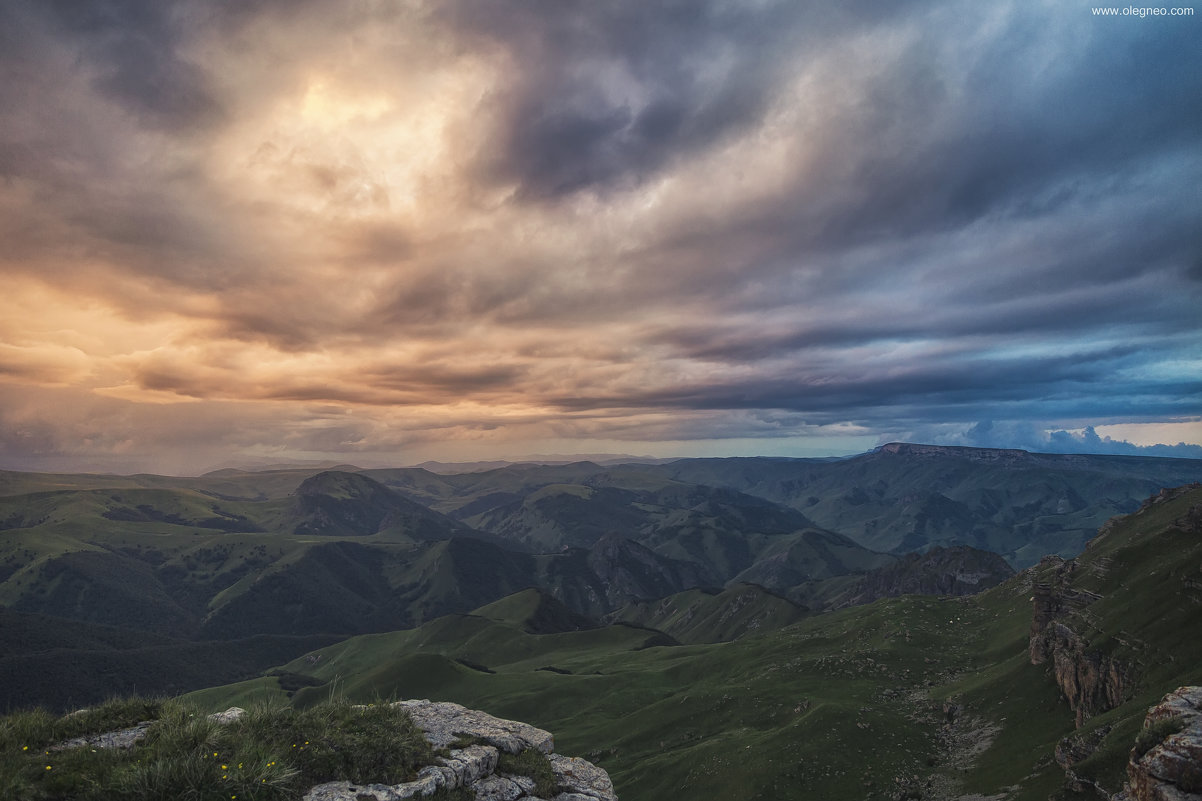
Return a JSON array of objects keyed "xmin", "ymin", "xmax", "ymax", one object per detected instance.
[
  {"xmin": 213, "ymin": 54, "xmax": 498, "ymax": 228},
  {"xmin": 1096, "ymin": 421, "xmax": 1202, "ymax": 447},
  {"xmin": 300, "ymin": 78, "xmax": 393, "ymax": 128},
  {"xmin": 0, "ymin": 279, "xmax": 194, "ymax": 388},
  {"xmin": 0, "ymin": 0, "xmax": 1198, "ymax": 471},
  {"xmin": 0, "ymin": 343, "xmax": 91, "ymax": 385}
]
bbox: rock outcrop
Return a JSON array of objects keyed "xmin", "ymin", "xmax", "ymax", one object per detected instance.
[
  {"xmin": 56, "ymin": 700, "xmax": 616, "ymax": 801},
  {"xmin": 305, "ymin": 700, "xmax": 617, "ymax": 801},
  {"xmin": 1029, "ymin": 556, "xmax": 1133, "ymax": 727},
  {"xmin": 1116, "ymin": 686, "xmax": 1202, "ymax": 801},
  {"xmin": 839, "ymin": 545, "xmax": 1015, "ymax": 607},
  {"xmin": 1054, "ymin": 723, "xmax": 1113, "ymax": 796}
]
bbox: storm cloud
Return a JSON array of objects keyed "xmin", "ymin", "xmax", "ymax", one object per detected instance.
[{"xmin": 0, "ymin": 0, "xmax": 1198, "ymax": 472}]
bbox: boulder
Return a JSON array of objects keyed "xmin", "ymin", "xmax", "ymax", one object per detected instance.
[
  {"xmin": 1121, "ymin": 686, "xmax": 1202, "ymax": 801},
  {"xmin": 395, "ymin": 699, "xmax": 555, "ymax": 754},
  {"xmin": 303, "ymin": 700, "xmax": 616, "ymax": 801}
]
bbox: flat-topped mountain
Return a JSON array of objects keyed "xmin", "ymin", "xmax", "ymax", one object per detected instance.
[{"xmin": 653, "ymin": 446, "xmax": 1202, "ymax": 564}]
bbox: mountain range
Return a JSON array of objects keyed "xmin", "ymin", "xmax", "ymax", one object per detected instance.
[
  {"xmin": 181, "ymin": 481, "xmax": 1202, "ymax": 800},
  {"xmin": 0, "ymin": 444, "xmax": 1198, "ymax": 716}
]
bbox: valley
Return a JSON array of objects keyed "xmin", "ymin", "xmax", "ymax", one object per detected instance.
[
  {"xmin": 0, "ymin": 445, "xmax": 1199, "ymax": 799},
  {"xmin": 184, "ymin": 480, "xmax": 1202, "ymax": 800}
]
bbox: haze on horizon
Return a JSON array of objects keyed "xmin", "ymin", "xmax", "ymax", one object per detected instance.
[{"xmin": 1, "ymin": 0, "xmax": 1200, "ymax": 476}]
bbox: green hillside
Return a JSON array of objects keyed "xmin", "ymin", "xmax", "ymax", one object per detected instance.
[
  {"xmin": 2, "ymin": 448, "xmax": 1199, "ymax": 729},
  {"xmin": 0, "ymin": 605, "xmax": 340, "ymax": 712},
  {"xmin": 0, "ymin": 467, "xmax": 890, "ymax": 650},
  {"xmin": 609, "ymin": 583, "xmax": 808, "ymax": 644},
  {"xmin": 183, "ymin": 484, "xmax": 1202, "ymax": 801},
  {"xmin": 654, "ymin": 445, "xmax": 1202, "ymax": 565}
]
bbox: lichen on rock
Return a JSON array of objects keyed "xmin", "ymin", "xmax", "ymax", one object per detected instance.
[
  {"xmin": 1118, "ymin": 686, "xmax": 1202, "ymax": 801},
  {"xmin": 303, "ymin": 700, "xmax": 616, "ymax": 801}
]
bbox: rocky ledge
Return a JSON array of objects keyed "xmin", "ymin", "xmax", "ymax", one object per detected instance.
[
  {"xmin": 57, "ymin": 700, "xmax": 616, "ymax": 801},
  {"xmin": 1029, "ymin": 555, "xmax": 1133, "ymax": 727},
  {"xmin": 306, "ymin": 699, "xmax": 616, "ymax": 801},
  {"xmin": 1116, "ymin": 686, "xmax": 1202, "ymax": 801}
]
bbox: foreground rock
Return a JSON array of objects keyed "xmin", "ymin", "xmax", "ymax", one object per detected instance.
[
  {"xmin": 56, "ymin": 700, "xmax": 615, "ymax": 800},
  {"xmin": 53, "ymin": 706, "xmax": 246, "ymax": 751},
  {"xmin": 1116, "ymin": 686, "xmax": 1202, "ymax": 801},
  {"xmin": 304, "ymin": 699, "xmax": 617, "ymax": 801}
]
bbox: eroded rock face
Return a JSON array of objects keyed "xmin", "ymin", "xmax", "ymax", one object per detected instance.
[
  {"xmin": 304, "ymin": 700, "xmax": 616, "ymax": 801},
  {"xmin": 843, "ymin": 545, "xmax": 1015, "ymax": 607},
  {"xmin": 1054, "ymin": 723, "xmax": 1112, "ymax": 796},
  {"xmin": 1120, "ymin": 686, "xmax": 1202, "ymax": 801},
  {"xmin": 1029, "ymin": 558, "xmax": 1132, "ymax": 727}
]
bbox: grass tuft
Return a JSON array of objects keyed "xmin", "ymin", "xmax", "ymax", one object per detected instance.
[
  {"xmin": 497, "ymin": 748, "xmax": 564, "ymax": 798},
  {"xmin": 0, "ymin": 696, "xmax": 437, "ymax": 800},
  {"xmin": 1133, "ymin": 716, "xmax": 1187, "ymax": 759}
]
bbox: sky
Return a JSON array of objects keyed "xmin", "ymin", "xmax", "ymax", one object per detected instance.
[{"xmin": 1, "ymin": 0, "xmax": 1200, "ymax": 475}]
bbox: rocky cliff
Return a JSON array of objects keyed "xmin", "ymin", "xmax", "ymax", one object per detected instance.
[
  {"xmin": 56, "ymin": 700, "xmax": 617, "ymax": 801},
  {"xmin": 307, "ymin": 700, "xmax": 617, "ymax": 801},
  {"xmin": 1022, "ymin": 484, "xmax": 1202, "ymax": 797},
  {"xmin": 1116, "ymin": 686, "xmax": 1202, "ymax": 801},
  {"xmin": 1030, "ymin": 484, "xmax": 1202, "ymax": 732},
  {"xmin": 838, "ymin": 545, "xmax": 1015, "ymax": 608},
  {"xmin": 1029, "ymin": 555, "xmax": 1134, "ymax": 727}
]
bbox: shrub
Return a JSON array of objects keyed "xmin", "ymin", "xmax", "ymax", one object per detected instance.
[
  {"xmin": 1133, "ymin": 716, "xmax": 1187, "ymax": 759},
  {"xmin": 497, "ymin": 748, "xmax": 564, "ymax": 798}
]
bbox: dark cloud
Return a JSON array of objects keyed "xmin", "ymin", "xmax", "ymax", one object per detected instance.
[
  {"xmin": 547, "ymin": 345, "xmax": 1202, "ymax": 429},
  {"xmin": 0, "ymin": 0, "xmax": 1199, "ymax": 470},
  {"xmin": 35, "ymin": 0, "xmax": 224, "ymax": 131},
  {"xmin": 443, "ymin": 0, "xmax": 937, "ymax": 199}
]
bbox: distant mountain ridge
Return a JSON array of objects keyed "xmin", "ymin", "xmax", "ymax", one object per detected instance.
[
  {"xmin": 827, "ymin": 544, "xmax": 1015, "ymax": 608},
  {"xmin": 653, "ymin": 445, "xmax": 1202, "ymax": 564},
  {"xmin": 0, "ymin": 445, "xmax": 1199, "ymax": 711},
  {"xmin": 289, "ymin": 470, "xmax": 473, "ymax": 539},
  {"xmin": 183, "ymin": 483, "xmax": 1202, "ymax": 801}
]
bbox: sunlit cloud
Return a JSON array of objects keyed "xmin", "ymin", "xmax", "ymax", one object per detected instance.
[{"xmin": 0, "ymin": 0, "xmax": 1199, "ymax": 472}]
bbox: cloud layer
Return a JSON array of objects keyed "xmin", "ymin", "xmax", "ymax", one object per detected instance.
[{"xmin": 1, "ymin": 0, "xmax": 1199, "ymax": 472}]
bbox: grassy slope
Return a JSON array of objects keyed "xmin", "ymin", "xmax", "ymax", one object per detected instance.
[
  {"xmin": 182, "ymin": 487, "xmax": 1202, "ymax": 801},
  {"xmin": 609, "ymin": 583, "xmax": 809, "ymax": 644},
  {"xmin": 186, "ymin": 594, "xmax": 978, "ymax": 801},
  {"xmin": 3, "ymin": 453, "xmax": 1196, "ymax": 641},
  {"xmin": 0, "ymin": 697, "xmax": 457, "ymax": 801},
  {"xmin": 658, "ymin": 450, "xmax": 1202, "ymax": 565},
  {"xmin": 1027, "ymin": 486, "xmax": 1202, "ymax": 794},
  {"xmin": 0, "ymin": 605, "xmax": 341, "ymax": 712}
]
